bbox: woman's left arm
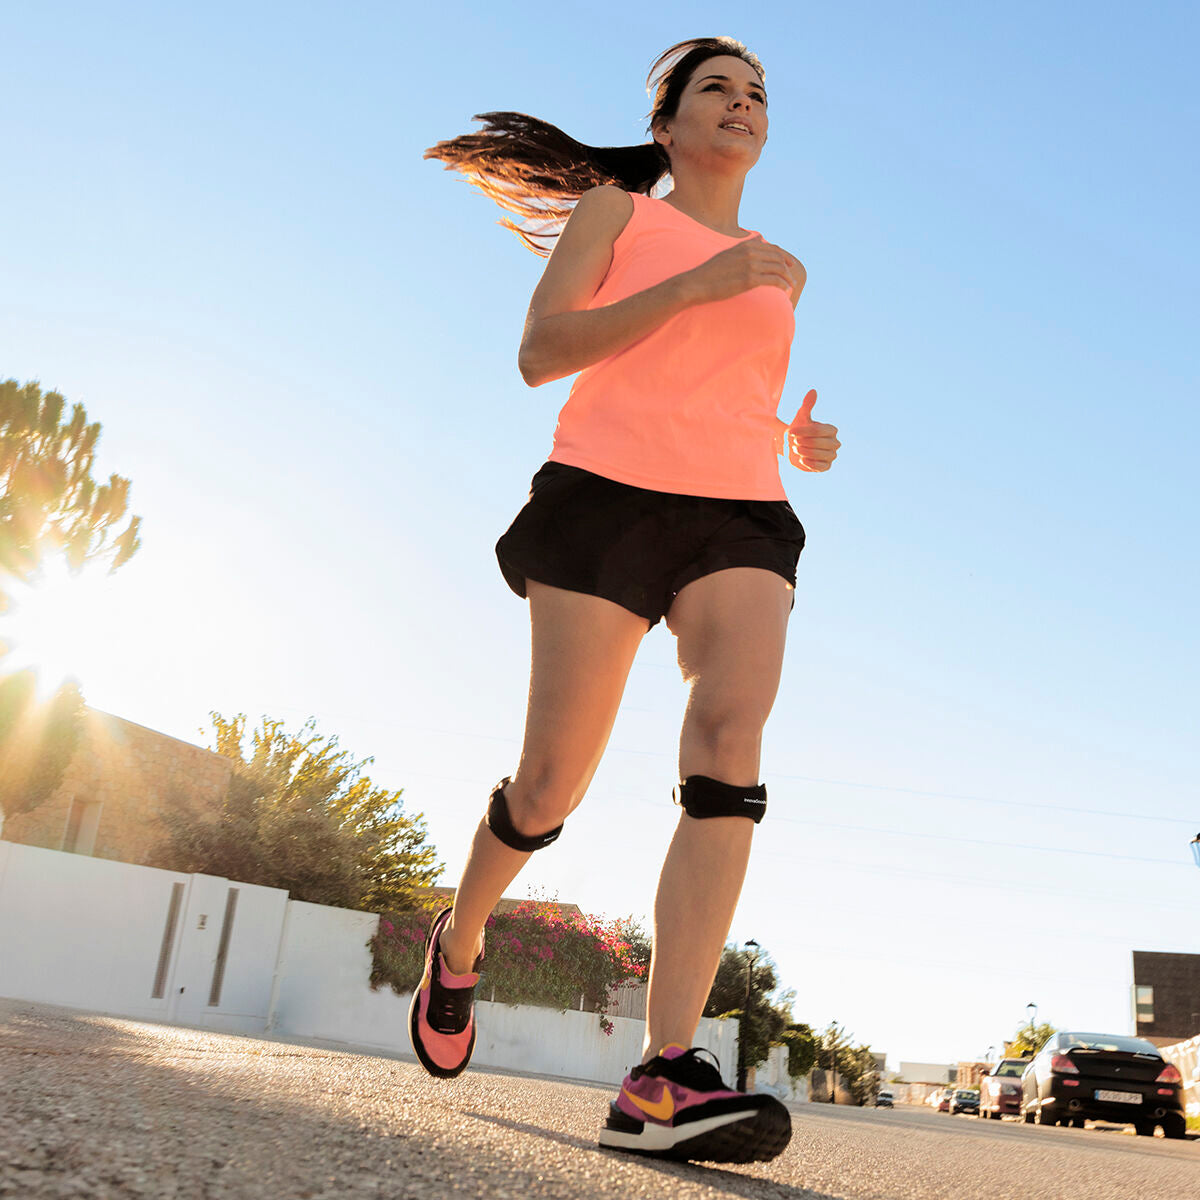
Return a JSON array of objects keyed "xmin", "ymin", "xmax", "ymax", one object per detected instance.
[
  {"xmin": 773, "ymin": 252, "xmax": 840, "ymax": 472},
  {"xmin": 778, "ymin": 390, "xmax": 841, "ymax": 473}
]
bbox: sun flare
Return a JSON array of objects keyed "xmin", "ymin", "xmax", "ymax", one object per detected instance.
[{"xmin": 1, "ymin": 559, "xmax": 116, "ymax": 700}]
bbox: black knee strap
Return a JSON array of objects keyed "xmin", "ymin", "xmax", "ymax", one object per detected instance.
[
  {"xmin": 674, "ymin": 775, "xmax": 768, "ymax": 823},
  {"xmin": 486, "ymin": 777, "xmax": 564, "ymax": 852}
]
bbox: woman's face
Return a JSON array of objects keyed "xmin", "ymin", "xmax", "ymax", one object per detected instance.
[{"xmin": 654, "ymin": 54, "xmax": 768, "ymax": 170}]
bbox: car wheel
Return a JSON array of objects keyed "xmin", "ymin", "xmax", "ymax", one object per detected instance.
[
  {"xmin": 1134, "ymin": 1120, "xmax": 1155, "ymax": 1137},
  {"xmin": 1036, "ymin": 1103, "xmax": 1056, "ymax": 1126},
  {"xmin": 1071, "ymin": 1117, "xmax": 1085, "ymax": 1129},
  {"xmin": 1162, "ymin": 1114, "xmax": 1187, "ymax": 1140},
  {"xmin": 1023, "ymin": 1103, "xmax": 1036, "ymax": 1125}
]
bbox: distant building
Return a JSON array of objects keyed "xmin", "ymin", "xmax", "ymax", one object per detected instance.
[
  {"xmin": 1132, "ymin": 951, "xmax": 1200, "ymax": 1042},
  {"xmin": 898, "ymin": 1062, "xmax": 955, "ymax": 1085},
  {"xmin": 1, "ymin": 708, "xmax": 231, "ymax": 865},
  {"xmin": 956, "ymin": 1061, "xmax": 989, "ymax": 1089}
]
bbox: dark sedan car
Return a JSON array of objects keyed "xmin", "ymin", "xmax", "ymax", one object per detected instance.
[
  {"xmin": 1020, "ymin": 1031, "xmax": 1186, "ymax": 1137},
  {"xmin": 950, "ymin": 1088, "xmax": 980, "ymax": 1115}
]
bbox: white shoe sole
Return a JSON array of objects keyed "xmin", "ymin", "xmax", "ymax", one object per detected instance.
[{"xmin": 598, "ymin": 1109, "xmax": 752, "ymax": 1152}]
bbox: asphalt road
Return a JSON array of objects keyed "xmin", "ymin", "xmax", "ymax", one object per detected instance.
[{"xmin": 1, "ymin": 999, "xmax": 1195, "ymax": 1200}]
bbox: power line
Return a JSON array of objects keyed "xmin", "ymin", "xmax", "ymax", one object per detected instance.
[
  {"xmin": 766, "ymin": 814, "xmax": 1190, "ymax": 867},
  {"xmin": 381, "ymin": 720, "xmax": 1195, "ymax": 827}
]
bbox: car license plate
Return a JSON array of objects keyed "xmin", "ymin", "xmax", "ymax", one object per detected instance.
[{"xmin": 1095, "ymin": 1090, "xmax": 1141, "ymax": 1104}]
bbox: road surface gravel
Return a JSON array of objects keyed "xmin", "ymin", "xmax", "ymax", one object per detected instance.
[{"xmin": 1, "ymin": 999, "xmax": 1195, "ymax": 1199}]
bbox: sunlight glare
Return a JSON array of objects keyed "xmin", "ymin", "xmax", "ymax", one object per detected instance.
[{"xmin": 1, "ymin": 559, "xmax": 115, "ymax": 700}]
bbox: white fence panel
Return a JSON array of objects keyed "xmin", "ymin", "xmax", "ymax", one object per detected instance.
[
  {"xmin": 0, "ymin": 842, "xmax": 287, "ymax": 1034},
  {"xmin": 0, "ymin": 841, "xmax": 187, "ymax": 1021}
]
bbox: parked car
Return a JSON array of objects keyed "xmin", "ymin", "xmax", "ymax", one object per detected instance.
[
  {"xmin": 876, "ymin": 1089, "xmax": 894, "ymax": 1108},
  {"xmin": 950, "ymin": 1088, "xmax": 980, "ymax": 1115},
  {"xmin": 979, "ymin": 1058, "xmax": 1030, "ymax": 1119},
  {"xmin": 1019, "ymin": 1030, "xmax": 1186, "ymax": 1137}
]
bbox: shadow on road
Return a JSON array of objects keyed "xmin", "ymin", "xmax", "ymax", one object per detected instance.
[
  {"xmin": 2, "ymin": 1000, "xmax": 848, "ymax": 1200},
  {"xmin": 466, "ymin": 1110, "xmax": 847, "ymax": 1200}
]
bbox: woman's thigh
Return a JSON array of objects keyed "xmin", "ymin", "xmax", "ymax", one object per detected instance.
[
  {"xmin": 665, "ymin": 568, "xmax": 793, "ymax": 778},
  {"xmin": 512, "ymin": 580, "xmax": 649, "ymax": 811}
]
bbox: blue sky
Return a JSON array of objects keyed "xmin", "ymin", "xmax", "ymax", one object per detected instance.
[{"xmin": 2, "ymin": 1, "xmax": 1197, "ymax": 1067}]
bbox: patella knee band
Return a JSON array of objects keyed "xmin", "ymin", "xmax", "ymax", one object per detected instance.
[
  {"xmin": 674, "ymin": 775, "xmax": 768, "ymax": 823},
  {"xmin": 485, "ymin": 777, "xmax": 564, "ymax": 852}
]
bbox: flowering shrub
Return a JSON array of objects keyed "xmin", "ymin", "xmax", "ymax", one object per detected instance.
[{"xmin": 369, "ymin": 899, "xmax": 646, "ymax": 1034}]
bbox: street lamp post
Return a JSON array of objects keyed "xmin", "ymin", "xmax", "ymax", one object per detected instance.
[
  {"xmin": 736, "ymin": 939, "xmax": 760, "ymax": 1092},
  {"xmin": 1190, "ymin": 834, "xmax": 1200, "ymax": 868},
  {"xmin": 1026, "ymin": 1002, "xmax": 1038, "ymax": 1051}
]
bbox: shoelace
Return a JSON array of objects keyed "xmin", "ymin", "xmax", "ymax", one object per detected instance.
[
  {"xmin": 429, "ymin": 973, "xmax": 475, "ymax": 1033},
  {"xmin": 634, "ymin": 1047, "xmax": 727, "ymax": 1091}
]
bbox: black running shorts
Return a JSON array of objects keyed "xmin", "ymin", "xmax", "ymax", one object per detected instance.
[{"xmin": 495, "ymin": 462, "xmax": 806, "ymax": 627}]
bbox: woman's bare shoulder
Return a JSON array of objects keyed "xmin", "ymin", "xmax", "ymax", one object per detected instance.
[{"xmin": 569, "ymin": 184, "xmax": 635, "ymax": 237}]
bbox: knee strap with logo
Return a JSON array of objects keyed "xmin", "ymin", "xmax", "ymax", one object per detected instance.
[
  {"xmin": 674, "ymin": 775, "xmax": 768, "ymax": 823},
  {"xmin": 486, "ymin": 777, "xmax": 564, "ymax": 852}
]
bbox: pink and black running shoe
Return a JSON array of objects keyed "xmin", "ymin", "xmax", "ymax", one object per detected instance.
[
  {"xmin": 599, "ymin": 1044, "xmax": 792, "ymax": 1162},
  {"xmin": 408, "ymin": 906, "xmax": 482, "ymax": 1080}
]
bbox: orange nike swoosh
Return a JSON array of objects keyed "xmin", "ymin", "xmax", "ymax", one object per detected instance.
[{"xmin": 623, "ymin": 1085, "xmax": 674, "ymax": 1121}]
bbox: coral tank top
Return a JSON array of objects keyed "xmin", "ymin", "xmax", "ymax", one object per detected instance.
[{"xmin": 547, "ymin": 191, "xmax": 795, "ymax": 500}]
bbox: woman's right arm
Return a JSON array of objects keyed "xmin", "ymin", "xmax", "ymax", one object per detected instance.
[{"xmin": 517, "ymin": 186, "xmax": 797, "ymax": 388}]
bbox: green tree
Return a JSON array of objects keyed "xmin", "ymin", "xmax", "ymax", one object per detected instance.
[
  {"xmin": 1008, "ymin": 1021, "xmax": 1057, "ymax": 1057},
  {"xmin": 843, "ymin": 1044, "xmax": 882, "ymax": 1106},
  {"xmin": 706, "ymin": 943, "xmax": 795, "ymax": 1070},
  {"xmin": 152, "ymin": 713, "xmax": 443, "ymax": 910},
  {"xmin": 780, "ymin": 1023, "xmax": 819, "ymax": 1079},
  {"xmin": 816, "ymin": 1021, "xmax": 849, "ymax": 1099},
  {"xmin": 704, "ymin": 943, "xmax": 780, "ymax": 1019},
  {"xmin": 0, "ymin": 674, "xmax": 85, "ymax": 824},
  {"xmin": 0, "ymin": 378, "xmax": 138, "ymax": 826},
  {"xmin": 1, "ymin": 378, "xmax": 140, "ymax": 604}
]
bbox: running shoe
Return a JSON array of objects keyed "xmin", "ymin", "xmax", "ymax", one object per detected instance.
[
  {"xmin": 598, "ymin": 1044, "xmax": 792, "ymax": 1162},
  {"xmin": 408, "ymin": 906, "xmax": 482, "ymax": 1079}
]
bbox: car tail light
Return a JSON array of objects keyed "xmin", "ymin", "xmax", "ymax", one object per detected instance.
[
  {"xmin": 1049, "ymin": 1054, "xmax": 1079, "ymax": 1074},
  {"xmin": 1156, "ymin": 1064, "xmax": 1182, "ymax": 1085}
]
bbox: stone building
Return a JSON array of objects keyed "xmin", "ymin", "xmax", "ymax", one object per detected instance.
[
  {"xmin": 955, "ymin": 1061, "xmax": 989, "ymax": 1089},
  {"xmin": 0, "ymin": 707, "xmax": 231, "ymax": 865}
]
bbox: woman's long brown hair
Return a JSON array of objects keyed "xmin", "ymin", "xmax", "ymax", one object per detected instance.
[{"xmin": 424, "ymin": 37, "xmax": 766, "ymax": 255}]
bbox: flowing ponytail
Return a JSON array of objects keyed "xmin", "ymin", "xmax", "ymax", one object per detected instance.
[{"xmin": 424, "ymin": 37, "xmax": 765, "ymax": 256}]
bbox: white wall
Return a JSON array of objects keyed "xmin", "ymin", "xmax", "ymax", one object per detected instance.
[
  {"xmin": 0, "ymin": 842, "xmax": 743, "ymax": 1088},
  {"xmin": 1160, "ymin": 1034, "xmax": 1200, "ymax": 1118},
  {"xmin": 0, "ymin": 841, "xmax": 186, "ymax": 1021},
  {"xmin": 0, "ymin": 842, "xmax": 287, "ymax": 1034},
  {"xmin": 267, "ymin": 898, "xmax": 740, "ymax": 1087},
  {"xmin": 756, "ymin": 1043, "xmax": 809, "ymax": 1103}
]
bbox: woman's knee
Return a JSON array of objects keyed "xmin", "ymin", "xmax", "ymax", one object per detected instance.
[
  {"xmin": 504, "ymin": 768, "xmax": 586, "ymax": 836},
  {"xmin": 681, "ymin": 705, "xmax": 766, "ymax": 777}
]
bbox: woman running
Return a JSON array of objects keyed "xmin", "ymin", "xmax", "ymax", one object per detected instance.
[{"xmin": 414, "ymin": 35, "xmax": 841, "ymax": 1164}]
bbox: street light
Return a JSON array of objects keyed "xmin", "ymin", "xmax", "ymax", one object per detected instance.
[
  {"xmin": 1190, "ymin": 834, "xmax": 1199, "ymax": 868},
  {"xmin": 1026, "ymin": 1002, "xmax": 1038, "ymax": 1050},
  {"xmin": 736, "ymin": 939, "xmax": 760, "ymax": 1091}
]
